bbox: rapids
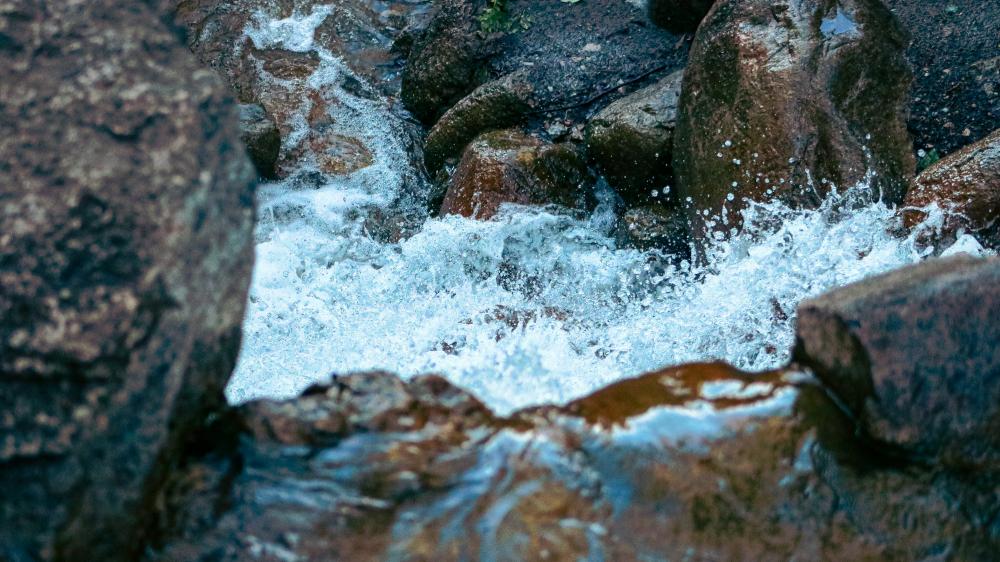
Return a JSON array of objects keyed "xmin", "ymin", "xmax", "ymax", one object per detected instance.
[{"xmin": 225, "ymin": 6, "xmax": 988, "ymax": 415}]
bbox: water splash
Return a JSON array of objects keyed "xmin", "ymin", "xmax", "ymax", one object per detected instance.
[{"xmin": 226, "ymin": 5, "xmax": 991, "ymax": 415}]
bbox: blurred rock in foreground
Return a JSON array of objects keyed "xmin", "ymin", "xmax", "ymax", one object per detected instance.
[{"xmin": 0, "ymin": 1, "xmax": 256, "ymax": 559}]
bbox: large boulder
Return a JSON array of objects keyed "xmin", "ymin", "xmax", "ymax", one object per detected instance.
[
  {"xmin": 585, "ymin": 69, "xmax": 684, "ymax": 207},
  {"xmin": 794, "ymin": 256, "xmax": 1000, "ymax": 470},
  {"xmin": 883, "ymin": 0, "xmax": 1000, "ymax": 158},
  {"xmin": 405, "ymin": 0, "xmax": 688, "ymax": 174},
  {"xmin": 673, "ymin": 0, "xmax": 914, "ymax": 247},
  {"xmin": 0, "ymin": 1, "xmax": 256, "ymax": 559},
  {"xmin": 902, "ymin": 128, "xmax": 1000, "ymax": 250},
  {"xmin": 149, "ymin": 364, "xmax": 998, "ymax": 560},
  {"xmin": 439, "ymin": 129, "xmax": 595, "ymax": 219}
]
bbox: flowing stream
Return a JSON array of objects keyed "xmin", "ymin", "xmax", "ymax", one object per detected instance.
[{"xmin": 225, "ymin": 6, "xmax": 988, "ymax": 415}]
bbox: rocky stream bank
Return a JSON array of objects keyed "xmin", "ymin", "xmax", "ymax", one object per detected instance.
[{"xmin": 1, "ymin": 0, "xmax": 999, "ymax": 560}]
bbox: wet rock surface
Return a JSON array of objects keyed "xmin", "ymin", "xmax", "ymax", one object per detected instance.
[
  {"xmin": 903, "ymin": 128, "xmax": 1000, "ymax": 251},
  {"xmin": 5, "ymin": 1, "xmax": 1000, "ymax": 560},
  {"xmin": 173, "ymin": 0, "xmax": 431, "ymax": 97},
  {"xmin": 438, "ymin": 129, "xmax": 595, "ymax": 220},
  {"xmin": 404, "ymin": 0, "xmax": 689, "ymax": 174},
  {"xmin": 0, "ymin": 0, "xmax": 256, "ymax": 559},
  {"xmin": 673, "ymin": 0, "xmax": 914, "ymax": 248},
  {"xmin": 585, "ymin": 69, "xmax": 684, "ymax": 208},
  {"xmin": 884, "ymin": 0, "xmax": 1000, "ymax": 157},
  {"xmin": 613, "ymin": 205, "xmax": 691, "ymax": 257},
  {"xmin": 795, "ymin": 255, "xmax": 1000, "ymax": 470},
  {"xmin": 148, "ymin": 361, "xmax": 999, "ymax": 561},
  {"xmin": 238, "ymin": 103, "xmax": 281, "ymax": 178},
  {"xmin": 173, "ymin": 0, "xmax": 428, "ymax": 186}
]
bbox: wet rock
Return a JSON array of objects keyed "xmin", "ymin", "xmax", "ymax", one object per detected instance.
[
  {"xmin": 614, "ymin": 205, "xmax": 691, "ymax": 256},
  {"xmin": 174, "ymin": 0, "xmax": 428, "ymax": 189},
  {"xmin": 239, "ymin": 103, "xmax": 281, "ymax": 178},
  {"xmin": 648, "ymin": 0, "xmax": 717, "ymax": 33},
  {"xmin": 585, "ymin": 69, "xmax": 684, "ymax": 207},
  {"xmin": 150, "ymin": 363, "xmax": 998, "ymax": 560},
  {"xmin": 794, "ymin": 255, "xmax": 1000, "ymax": 470},
  {"xmin": 360, "ymin": 206, "xmax": 425, "ymax": 244},
  {"xmin": 883, "ymin": 0, "xmax": 1000, "ymax": 156},
  {"xmin": 404, "ymin": 0, "xmax": 688, "ymax": 173},
  {"xmin": 902, "ymin": 128, "xmax": 1000, "ymax": 250},
  {"xmin": 673, "ymin": 0, "xmax": 914, "ymax": 248},
  {"xmin": 0, "ymin": 1, "xmax": 256, "ymax": 559},
  {"xmin": 249, "ymin": 46, "xmax": 322, "ymax": 82},
  {"xmin": 173, "ymin": 0, "xmax": 429, "ymax": 96},
  {"xmin": 439, "ymin": 129, "xmax": 595, "ymax": 219},
  {"xmin": 312, "ymin": 0, "xmax": 434, "ymax": 94},
  {"xmin": 563, "ymin": 362, "xmax": 791, "ymax": 427},
  {"xmin": 400, "ymin": 0, "xmax": 487, "ymax": 126},
  {"xmin": 242, "ymin": 372, "xmax": 496, "ymax": 446},
  {"xmin": 422, "ymin": 70, "xmax": 535, "ymax": 176}
]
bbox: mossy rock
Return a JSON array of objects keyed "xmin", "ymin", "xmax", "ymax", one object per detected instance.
[
  {"xmin": 586, "ymin": 69, "xmax": 684, "ymax": 207},
  {"xmin": 673, "ymin": 0, "xmax": 915, "ymax": 250}
]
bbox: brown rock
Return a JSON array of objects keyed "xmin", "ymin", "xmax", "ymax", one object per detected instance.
[
  {"xmin": 149, "ymin": 365, "xmax": 998, "ymax": 561},
  {"xmin": 251, "ymin": 46, "xmax": 321, "ymax": 81},
  {"xmin": 239, "ymin": 103, "xmax": 281, "ymax": 178},
  {"xmin": 586, "ymin": 69, "xmax": 684, "ymax": 207},
  {"xmin": 673, "ymin": 0, "xmax": 914, "ymax": 249},
  {"xmin": 902, "ymin": 128, "xmax": 1000, "ymax": 250},
  {"xmin": 794, "ymin": 255, "xmax": 1000, "ymax": 470},
  {"xmin": 422, "ymin": 70, "xmax": 535, "ymax": 176},
  {"xmin": 173, "ymin": 0, "xmax": 426, "ymax": 182},
  {"xmin": 0, "ymin": 1, "xmax": 256, "ymax": 559},
  {"xmin": 563, "ymin": 362, "xmax": 791, "ymax": 427},
  {"xmin": 439, "ymin": 129, "xmax": 595, "ymax": 219}
]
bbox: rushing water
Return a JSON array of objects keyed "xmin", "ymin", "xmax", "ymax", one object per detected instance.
[{"xmin": 225, "ymin": 6, "xmax": 988, "ymax": 415}]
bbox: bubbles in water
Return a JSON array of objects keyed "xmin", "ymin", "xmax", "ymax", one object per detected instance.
[{"xmin": 226, "ymin": 6, "xmax": 993, "ymax": 416}]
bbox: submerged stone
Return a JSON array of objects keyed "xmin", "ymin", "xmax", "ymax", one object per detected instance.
[{"xmin": 613, "ymin": 204, "xmax": 691, "ymax": 257}]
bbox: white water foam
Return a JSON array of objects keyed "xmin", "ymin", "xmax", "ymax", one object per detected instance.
[{"xmin": 226, "ymin": 6, "xmax": 991, "ymax": 415}]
